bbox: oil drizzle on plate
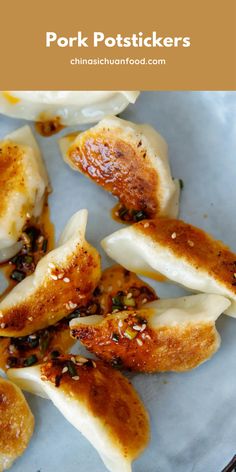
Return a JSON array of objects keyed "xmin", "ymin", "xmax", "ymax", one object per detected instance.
[
  {"xmin": 35, "ymin": 115, "xmax": 64, "ymax": 137},
  {"xmin": 2, "ymin": 91, "xmax": 20, "ymax": 105}
]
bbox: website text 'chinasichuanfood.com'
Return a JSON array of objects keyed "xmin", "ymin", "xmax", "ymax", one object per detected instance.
[{"xmin": 70, "ymin": 57, "xmax": 166, "ymax": 66}]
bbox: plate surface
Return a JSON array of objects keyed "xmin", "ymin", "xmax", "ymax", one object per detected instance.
[{"xmin": 1, "ymin": 91, "xmax": 236, "ymax": 472}]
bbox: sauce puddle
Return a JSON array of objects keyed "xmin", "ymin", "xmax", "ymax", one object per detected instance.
[{"xmin": 0, "ymin": 197, "xmax": 55, "ymax": 300}]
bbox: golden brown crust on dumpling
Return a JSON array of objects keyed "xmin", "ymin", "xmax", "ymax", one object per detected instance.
[
  {"xmin": 0, "ymin": 243, "xmax": 101, "ymax": 337},
  {"xmin": 136, "ymin": 218, "xmax": 236, "ymax": 295},
  {"xmin": 41, "ymin": 355, "xmax": 150, "ymax": 460},
  {"xmin": 67, "ymin": 129, "xmax": 159, "ymax": 218},
  {"xmin": 71, "ymin": 311, "xmax": 219, "ymax": 372},
  {"xmin": 0, "ymin": 144, "xmax": 28, "ymax": 219},
  {"xmin": 0, "ymin": 377, "xmax": 34, "ymax": 470}
]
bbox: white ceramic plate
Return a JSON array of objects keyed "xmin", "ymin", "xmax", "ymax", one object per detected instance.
[{"xmin": 0, "ymin": 91, "xmax": 236, "ymax": 472}]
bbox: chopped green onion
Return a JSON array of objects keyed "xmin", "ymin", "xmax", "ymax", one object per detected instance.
[
  {"xmin": 123, "ymin": 296, "xmax": 136, "ymax": 307},
  {"xmin": 42, "ymin": 239, "xmax": 48, "ymax": 253},
  {"xmin": 50, "ymin": 350, "xmax": 60, "ymax": 359},
  {"xmin": 179, "ymin": 179, "xmax": 184, "ymax": 189},
  {"xmin": 67, "ymin": 360, "xmax": 77, "ymax": 377},
  {"xmin": 10, "ymin": 254, "xmax": 20, "ymax": 264},
  {"xmin": 112, "ymin": 296, "xmax": 122, "ymax": 306},
  {"xmin": 10, "ymin": 270, "xmax": 25, "ymax": 282},
  {"xmin": 67, "ymin": 308, "xmax": 83, "ymax": 320},
  {"xmin": 39, "ymin": 330, "xmax": 50, "ymax": 354},
  {"xmin": 23, "ymin": 255, "xmax": 33, "ymax": 264},
  {"xmin": 132, "ymin": 210, "xmax": 148, "ymax": 222},
  {"xmin": 27, "ymin": 335, "xmax": 39, "ymax": 349},
  {"xmin": 112, "ymin": 333, "xmax": 120, "ymax": 343},
  {"xmin": 118, "ymin": 207, "xmax": 129, "ymax": 219},
  {"xmin": 23, "ymin": 354, "xmax": 38, "ymax": 367},
  {"xmin": 112, "ymin": 305, "xmax": 123, "ymax": 312},
  {"xmin": 124, "ymin": 327, "xmax": 138, "ymax": 340},
  {"xmin": 111, "ymin": 295, "xmax": 123, "ymax": 312}
]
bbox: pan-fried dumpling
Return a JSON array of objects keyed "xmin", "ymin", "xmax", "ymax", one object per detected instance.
[
  {"xmin": 8, "ymin": 355, "xmax": 149, "ymax": 472},
  {"xmin": 0, "ymin": 126, "xmax": 48, "ymax": 262},
  {"xmin": 0, "ymin": 377, "xmax": 34, "ymax": 471},
  {"xmin": 60, "ymin": 116, "xmax": 179, "ymax": 221},
  {"xmin": 0, "ymin": 92, "xmax": 139, "ymax": 126},
  {"xmin": 0, "ymin": 210, "xmax": 101, "ymax": 337},
  {"xmin": 101, "ymin": 218, "xmax": 236, "ymax": 317},
  {"xmin": 70, "ymin": 294, "xmax": 230, "ymax": 372}
]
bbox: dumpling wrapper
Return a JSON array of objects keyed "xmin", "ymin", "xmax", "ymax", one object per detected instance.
[
  {"xmin": 0, "ymin": 377, "xmax": 34, "ymax": 471},
  {"xmin": 0, "ymin": 125, "xmax": 48, "ymax": 262},
  {"xmin": 101, "ymin": 218, "xmax": 236, "ymax": 317},
  {"xmin": 0, "ymin": 210, "xmax": 101, "ymax": 337},
  {"xmin": 0, "ymin": 92, "xmax": 139, "ymax": 126},
  {"xmin": 70, "ymin": 294, "xmax": 230, "ymax": 372},
  {"xmin": 8, "ymin": 355, "xmax": 150, "ymax": 472},
  {"xmin": 60, "ymin": 115, "xmax": 179, "ymax": 219}
]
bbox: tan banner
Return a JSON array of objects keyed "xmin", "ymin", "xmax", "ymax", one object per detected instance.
[{"xmin": 0, "ymin": 0, "xmax": 235, "ymax": 90}]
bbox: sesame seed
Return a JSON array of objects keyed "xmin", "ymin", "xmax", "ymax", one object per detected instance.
[
  {"xmin": 76, "ymin": 356, "xmax": 87, "ymax": 364},
  {"xmin": 0, "ymin": 323, "xmax": 5, "ymax": 329},
  {"xmin": 144, "ymin": 222, "xmax": 150, "ymax": 228},
  {"xmin": 57, "ymin": 273, "xmax": 64, "ymax": 279},
  {"xmin": 188, "ymin": 240, "xmax": 194, "ymax": 247},
  {"xmin": 234, "ymin": 273, "xmax": 236, "ymax": 279},
  {"xmin": 51, "ymin": 274, "xmax": 58, "ymax": 281},
  {"xmin": 28, "ymin": 316, "xmax": 33, "ymax": 321},
  {"xmin": 126, "ymin": 292, "xmax": 132, "ymax": 299},
  {"xmin": 115, "ymin": 211, "xmax": 119, "ymax": 216},
  {"xmin": 112, "ymin": 309, "xmax": 119, "ymax": 314},
  {"xmin": 140, "ymin": 324, "xmax": 147, "ymax": 332},
  {"xmin": 0, "ymin": 312, "xmax": 3, "ymax": 318},
  {"xmin": 92, "ymin": 361, "xmax": 97, "ymax": 368},
  {"xmin": 133, "ymin": 324, "xmax": 142, "ymax": 331},
  {"xmin": 29, "ymin": 335, "xmax": 37, "ymax": 339},
  {"xmin": 72, "ymin": 376, "xmax": 80, "ymax": 380},
  {"xmin": 141, "ymin": 332, "xmax": 151, "ymax": 340},
  {"xmin": 71, "ymin": 356, "xmax": 76, "ymax": 363},
  {"xmin": 118, "ymin": 320, "xmax": 123, "ymax": 328},
  {"xmin": 171, "ymin": 232, "xmax": 177, "ymax": 239},
  {"xmin": 48, "ymin": 262, "xmax": 55, "ymax": 269},
  {"xmin": 67, "ymin": 301, "xmax": 77, "ymax": 310},
  {"xmin": 63, "ymin": 277, "xmax": 70, "ymax": 283},
  {"xmin": 141, "ymin": 298, "xmax": 148, "ymax": 304},
  {"xmin": 62, "ymin": 366, "xmax": 68, "ymax": 374},
  {"xmin": 9, "ymin": 344, "xmax": 15, "ymax": 353},
  {"xmin": 136, "ymin": 338, "xmax": 143, "ymax": 346}
]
